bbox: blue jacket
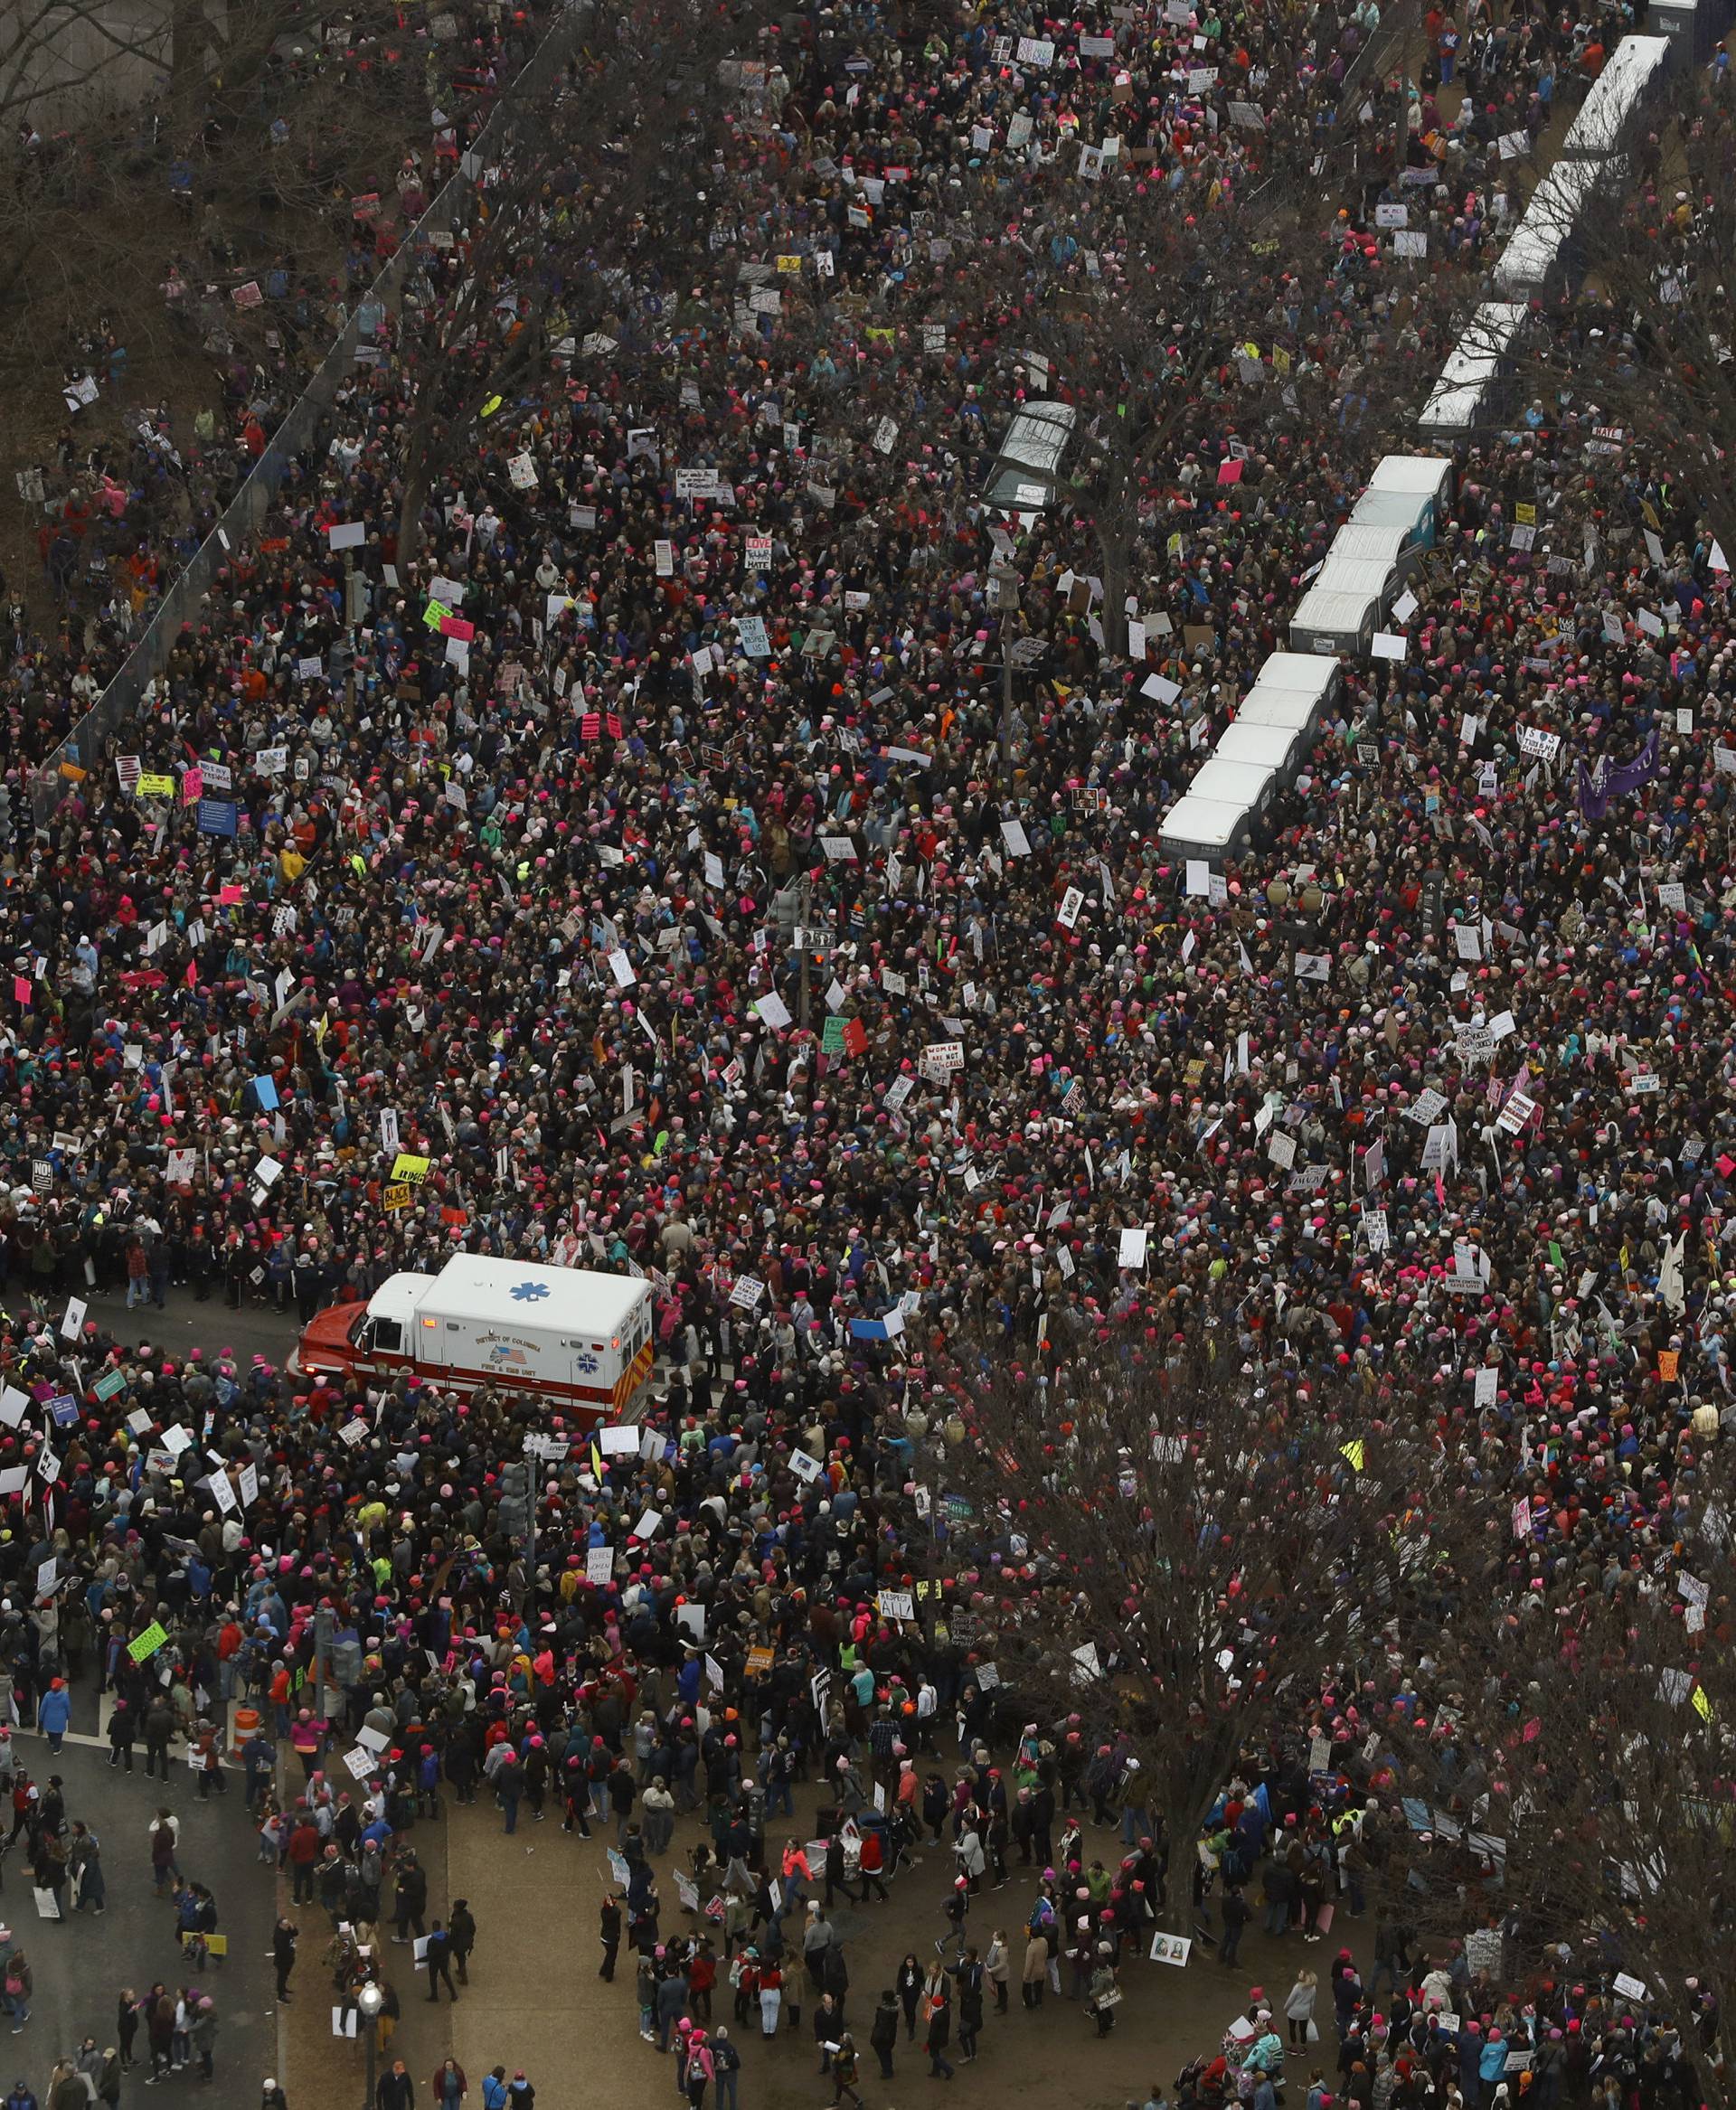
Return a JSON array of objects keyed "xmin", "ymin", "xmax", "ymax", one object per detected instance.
[{"xmin": 37, "ymin": 1688, "xmax": 70, "ymax": 1734}]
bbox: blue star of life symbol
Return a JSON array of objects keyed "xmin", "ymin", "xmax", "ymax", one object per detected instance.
[
  {"xmin": 577, "ymin": 1351, "xmax": 600, "ymax": 1374},
  {"xmin": 510, "ymin": 1280, "xmax": 551, "ymax": 1302}
]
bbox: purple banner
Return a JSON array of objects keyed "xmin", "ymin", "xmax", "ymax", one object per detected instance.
[{"xmin": 1576, "ymin": 728, "xmax": 1659, "ymax": 821}]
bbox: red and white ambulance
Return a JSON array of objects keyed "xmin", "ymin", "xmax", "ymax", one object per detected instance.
[{"xmin": 292, "ymin": 1254, "xmax": 656, "ymax": 1422}]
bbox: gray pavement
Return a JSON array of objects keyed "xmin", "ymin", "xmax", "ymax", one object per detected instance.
[
  {"xmin": 80, "ymin": 1283, "xmax": 301, "ymax": 1373},
  {"xmin": 2, "ymin": 1730, "xmax": 278, "ymax": 2101}
]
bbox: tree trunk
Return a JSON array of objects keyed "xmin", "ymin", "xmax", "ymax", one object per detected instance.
[
  {"xmin": 1160, "ymin": 1789, "xmax": 1201, "ymax": 1940},
  {"xmin": 396, "ymin": 433, "xmax": 432, "ymax": 572},
  {"xmin": 1099, "ymin": 532, "xmax": 1128, "ymax": 664},
  {"xmin": 170, "ymin": 0, "xmax": 207, "ymax": 109}
]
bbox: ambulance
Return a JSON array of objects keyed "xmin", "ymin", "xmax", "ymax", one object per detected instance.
[{"xmin": 291, "ymin": 1254, "xmax": 656, "ymax": 1420}]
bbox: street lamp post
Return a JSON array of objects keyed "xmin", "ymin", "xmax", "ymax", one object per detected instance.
[
  {"xmin": 1267, "ymin": 877, "xmax": 1325, "ymax": 984},
  {"xmin": 313, "ymin": 1603, "xmax": 333, "ymax": 1765},
  {"xmin": 357, "ymin": 1981, "xmax": 383, "ymax": 2110}
]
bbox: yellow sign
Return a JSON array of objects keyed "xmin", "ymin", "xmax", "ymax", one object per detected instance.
[
  {"xmin": 391, "ymin": 1153, "xmax": 431, "ymax": 1183},
  {"xmin": 136, "ymin": 774, "xmax": 175, "ymax": 797},
  {"xmin": 1340, "ymin": 1439, "xmax": 1366, "ymax": 1471},
  {"xmin": 382, "ymin": 1182, "xmax": 412, "ymax": 1212},
  {"xmin": 1514, "ymin": 503, "xmax": 1536, "ymax": 526},
  {"xmin": 776, "ymin": 254, "xmax": 803, "ymax": 273},
  {"xmin": 1693, "ymin": 1686, "xmax": 1712, "ymax": 1720}
]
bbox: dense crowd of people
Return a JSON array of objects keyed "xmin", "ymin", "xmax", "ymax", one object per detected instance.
[{"xmin": 0, "ymin": 0, "xmax": 1727, "ymax": 2096}]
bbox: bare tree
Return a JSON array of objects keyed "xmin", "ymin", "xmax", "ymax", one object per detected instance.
[
  {"xmin": 390, "ymin": 0, "xmax": 768, "ymax": 568},
  {"xmin": 0, "ymin": 0, "xmax": 172, "ymax": 127},
  {"xmin": 1436, "ymin": 62, "xmax": 1736, "ymax": 564},
  {"xmin": 0, "ymin": 0, "xmax": 545, "ymax": 601},
  {"xmin": 916, "ymin": 1339, "xmax": 1423, "ymax": 1935},
  {"xmin": 1363, "ymin": 1459, "xmax": 1736, "ymax": 2105}
]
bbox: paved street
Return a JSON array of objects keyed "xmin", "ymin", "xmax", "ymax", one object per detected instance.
[
  {"xmin": 285, "ymin": 1772, "xmax": 1382, "ymax": 2110},
  {"xmin": 79, "ymin": 1283, "xmax": 300, "ymax": 1380},
  {"xmin": 4, "ymin": 1732, "xmax": 276, "ymax": 2100}
]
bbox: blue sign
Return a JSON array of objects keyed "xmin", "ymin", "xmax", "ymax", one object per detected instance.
[
  {"xmin": 196, "ymin": 798, "xmax": 238, "ymax": 837},
  {"xmin": 510, "ymin": 1280, "xmax": 551, "ymax": 1303}
]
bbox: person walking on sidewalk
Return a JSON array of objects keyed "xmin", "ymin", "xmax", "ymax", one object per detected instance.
[
  {"xmin": 448, "ymin": 1900, "xmax": 476, "ymax": 1985},
  {"xmin": 1285, "ymin": 1969, "xmax": 1319, "ymax": 2051},
  {"xmin": 870, "ymin": 1990, "xmax": 900, "ymax": 2079},
  {"xmin": 712, "ymin": 2029, "xmax": 741, "ymax": 2110},
  {"xmin": 37, "ymin": 1682, "xmax": 69, "ymax": 1757},
  {"xmin": 188, "ymin": 1994, "xmax": 216, "ymax": 2081},
  {"xmin": 143, "ymin": 1988, "xmax": 173, "ymax": 2081},
  {"xmin": 68, "ymin": 1824, "xmax": 104, "ymax": 1915},
  {"xmin": 142, "ymin": 1700, "xmax": 175, "ymax": 1782},
  {"xmin": 986, "ymin": 1931, "xmax": 1010, "ymax": 2014},
  {"xmin": 1222, "ymin": 1886, "xmax": 1251, "ymax": 1968},
  {"xmin": 423, "ymin": 1922, "xmax": 458, "ymax": 2003},
  {"xmin": 273, "ymin": 1919, "xmax": 297, "ymax": 2002},
  {"xmin": 1022, "ymin": 1930, "xmax": 1048, "ymax": 2010},
  {"xmin": 107, "ymin": 1701, "xmax": 136, "ymax": 1776},
  {"xmin": 285, "ymin": 1816, "xmax": 319, "ymax": 1905},
  {"xmin": 391, "ymin": 1854, "xmax": 427, "ymax": 1945},
  {"xmin": 3, "ymin": 1951, "xmax": 31, "ymax": 2036},
  {"xmin": 829, "ymin": 2032, "xmax": 863, "ymax": 2110},
  {"xmin": 925, "ymin": 1983, "xmax": 955, "ymax": 2079},
  {"xmin": 374, "ymin": 2060, "xmax": 413, "ymax": 2110}
]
